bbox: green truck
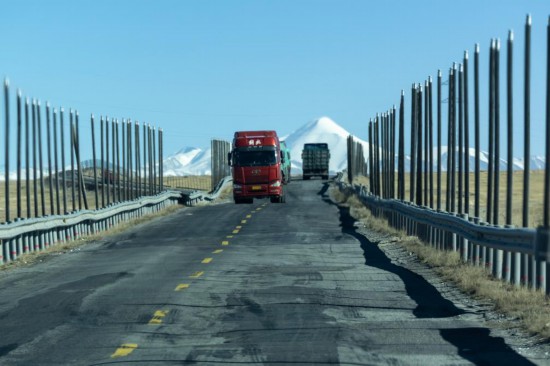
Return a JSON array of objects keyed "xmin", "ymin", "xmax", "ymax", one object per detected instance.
[
  {"xmin": 301, "ymin": 143, "xmax": 330, "ymax": 180},
  {"xmin": 280, "ymin": 141, "xmax": 292, "ymax": 184}
]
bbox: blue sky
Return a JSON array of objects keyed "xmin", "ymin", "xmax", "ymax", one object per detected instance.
[{"xmin": 1, "ymin": 0, "xmax": 549, "ymax": 160}]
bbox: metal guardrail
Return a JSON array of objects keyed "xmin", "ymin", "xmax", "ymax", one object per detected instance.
[
  {"xmin": 0, "ymin": 190, "xmax": 181, "ymax": 266},
  {"xmin": 336, "ymin": 177, "xmax": 550, "ymax": 295},
  {"xmin": 180, "ymin": 176, "xmax": 232, "ymax": 206}
]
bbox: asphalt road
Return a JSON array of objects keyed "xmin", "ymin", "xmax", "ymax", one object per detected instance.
[{"xmin": 0, "ymin": 179, "xmax": 547, "ymax": 365}]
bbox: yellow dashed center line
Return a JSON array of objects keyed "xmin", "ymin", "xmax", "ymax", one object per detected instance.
[
  {"xmin": 212, "ymin": 249, "xmax": 223, "ymax": 254},
  {"xmin": 236, "ymin": 225, "xmax": 242, "ymax": 229},
  {"xmin": 226, "ymin": 235, "xmax": 234, "ymax": 239},
  {"xmin": 148, "ymin": 310, "xmax": 169, "ymax": 325},
  {"xmin": 241, "ymin": 220, "xmax": 247, "ymax": 224},
  {"xmin": 111, "ymin": 344, "xmax": 138, "ymax": 358},
  {"xmin": 232, "ymin": 230, "xmax": 239, "ymax": 234},
  {"xmin": 256, "ymin": 208, "xmax": 262, "ymax": 211},
  {"xmin": 190, "ymin": 271, "xmax": 204, "ymax": 278},
  {"xmin": 175, "ymin": 283, "xmax": 190, "ymax": 291},
  {"xmin": 202, "ymin": 257, "xmax": 213, "ymax": 264},
  {"xmin": 246, "ymin": 215, "xmax": 252, "ymax": 218},
  {"xmin": 222, "ymin": 240, "xmax": 229, "ymax": 246}
]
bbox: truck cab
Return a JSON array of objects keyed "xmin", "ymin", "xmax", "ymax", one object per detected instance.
[{"xmin": 229, "ymin": 131, "xmax": 286, "ymax": 204}]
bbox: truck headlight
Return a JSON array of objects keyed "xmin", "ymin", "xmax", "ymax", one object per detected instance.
[
  {"xmin": 233, "ymin": 183, "xmax": 242, "ymax": 189},
  {"xmin": 270, "ymin": 180, "xmax": 281, "ymax": 187}
]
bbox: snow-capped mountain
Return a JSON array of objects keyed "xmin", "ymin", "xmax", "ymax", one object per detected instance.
[
  {"xmin": 281, "ymin": 117, "xmax": 369, "ymax": 174},
  {"xmin": 163, "ymin": 147, "xmax": 211, "ymax": 176}
]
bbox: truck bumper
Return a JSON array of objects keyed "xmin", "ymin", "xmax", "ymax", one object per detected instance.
[{"xmin": 233, "ymin": 184, "xmax": 282, "ymax": 199}]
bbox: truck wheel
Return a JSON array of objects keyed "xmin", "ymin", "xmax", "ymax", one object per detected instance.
[
  {"xmin": 323, "ymin": 175, "xmax": 328, "ymax": 180},
  {"xmin": 270, "ymin": 197, "xmax": 278, "ymax": 203}
]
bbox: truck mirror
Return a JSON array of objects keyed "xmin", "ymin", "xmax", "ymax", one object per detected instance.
[{"xmin": 227, "ymin": 152, "xmax": 232, "ymax": 166}]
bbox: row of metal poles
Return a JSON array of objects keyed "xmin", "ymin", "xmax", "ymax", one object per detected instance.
[
  {"xmin": 3, "ymin": 81, "xmax": 164, "ymax": 223},
  {"xmin": 349, "ymin": 15, "xmax": 550, "ymax": 290},
  {"xmin": 346, "ymin": 135, "xmax": 367, "ymax": 183}
]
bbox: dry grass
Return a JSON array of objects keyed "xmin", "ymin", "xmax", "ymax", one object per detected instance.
[
  {"xmin": 164, "ymin": 176, "xmax": 211, "ymax": 191},
  {"xmin": 330, "ymin": 184, "xmax": 550, "ymax": 341},
  {"xmin": 351, "ymin": 170, "xmax": 545, "ymax": 227}
]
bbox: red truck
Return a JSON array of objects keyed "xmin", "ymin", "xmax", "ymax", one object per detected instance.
[{"xmin": 228, "ymin": 130, "xmax": 286, "ymax": 204}]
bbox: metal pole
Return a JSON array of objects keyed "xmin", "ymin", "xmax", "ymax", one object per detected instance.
[
  {"xmin": 53, "ymin": 109, "xmax": 60, "ymax": 215},
  {"xmin": 135, "ymin": 122, "xmax": 140, "ymax": 196},
  {"xmin": 46, "ymin": 103, "xmax": 54, "ymax": 215},
  {"xmin": 3, "ymin": 79, "xmax": 9, "ymax": 222},
  {"xmin": 38, "ymin": 102, "xmax": 46, "ymax": 216},
  {"xmin": 128, "ymin": 120, "xmax": 133, "ymax": 198},
  {"xmin": 437, "ymin": 71, "xmax": 442, "ymax": 211},
  {"xmin": 416, "ymin": 85, "xmax": 423, "ymax": 206},
  {"xmin": 391, "ymin": 106, "xmax": 396, "ymax": 198},
  {"xmin": 506, "ymin": 31, "xmax": 514, "ymax": 226},
  {"xmin": 143, "ymin": 123, "xmax": 147, "ymax": 196},
  {"xmin": 106, "ymin": 117, "xmax": 110, "ymax": 205},
  {"xmin": 398, "ymin": 91, "xmax": 405, "ymax": 200},
  {"xmin": 424, "ymin": 81, "xmax": 429, "ymax": 206},
  {"xmin": 410, "ymin": 85, "xmax": 417, "ymax": 203},
  {"xmin": 121, "ymin": 119, "xmax": 126, "ymax": 201},
  {"xmin": 458, "ymin": 65, "xmax": 464, "ymax": 214},
  {"xmin": 91, "ymin": 115, "xmax": 99, "ymax": 209},
  {"xmin": 523, "ymin": 14, "xmax": 531, "ymax": 229},
  {"xmin": 70, "ymin": 110, "xmax": 75, "ymax": 211},
  {"xmin": 446, "ymin": 69, "xmax": 452, "ymax": 213},
  {"xmin": 369, "ymin": 118, "xmax": 374, "ymax": 194},
  {"xmin": 464, "ymin": 51, "xmax": 470, "ymax": 215},
  {"xmin": 100, "ymin": 116, "xmax": 105, "ymax": 207},
  {"xmin": 494, "ymin": 39, "xmax": 501, "ymax": 225},
  {"xmin": 16, "ymin": 90, "xmax": 22, "ymax": 219},
  {"xmin": 450, "ymin": 65, "xmax": 457, "ymax": 214},
  {"xmin": 475, "ymin": 45, "xmax": 481, "ymax": 219},
  {"xmin": 487, "ymin": 41, "xmax": 495, "ymax": 224},
  {"xmin": 116, "ymin": 120, "xmax": 121, "ymax": 201},
  {"xmin": 60, "ymin": 108, "xmax": 67, "ymax": 214},
  {"xmin": 25, "ymin": 99, "xmax": 31, "ymax": 218},
  {"xmin": 545, "ymin": 16, "xmax": 550, "ymax": 229},
  {"xmin": 160, "ymin": 128, "xmax": 164, "ymax": 190},
  {"xmin": 428, "ymin": 77, "xmax": 434, "ymax": 208},
  {"xmin": 32, "ymin": 101, "xmax": 38, "ymax": 217}
]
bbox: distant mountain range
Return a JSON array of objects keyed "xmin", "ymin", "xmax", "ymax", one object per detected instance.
[
  {"xmin": 161, "ymin": 116, "xmax": 546, "ymax": 176},
  {"xmin": 0, "ymin": 117, "xmax": 546, "ymax": 180}
]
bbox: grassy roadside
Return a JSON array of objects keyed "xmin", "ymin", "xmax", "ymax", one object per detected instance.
[{"xmin": 329, "ymin": 184, "xmax": 550, "ymax": 342}]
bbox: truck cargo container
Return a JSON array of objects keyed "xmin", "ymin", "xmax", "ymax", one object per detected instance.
[{"xmin": 302, "ymin": 143, "xmax": 330, "ymax": 180}]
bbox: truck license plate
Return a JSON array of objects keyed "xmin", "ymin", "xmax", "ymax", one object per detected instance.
[{"xmin": 251, "ymin": 185, "xmax": 262, "ymax": 191}]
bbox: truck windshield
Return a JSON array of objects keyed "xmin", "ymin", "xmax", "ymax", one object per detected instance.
[{"xmin": 233, "ymin": 150, "xmax": 277, "ymax": 167}]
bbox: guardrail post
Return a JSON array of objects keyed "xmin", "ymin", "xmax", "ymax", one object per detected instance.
[{"xmin": 535, "ymin": 226, "xmax": 550, "ymax": 295}]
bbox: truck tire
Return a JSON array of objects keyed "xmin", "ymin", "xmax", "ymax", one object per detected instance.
[{"xmin": 323, "ymin": 175, "xmax": 328, "ymax": 180}]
